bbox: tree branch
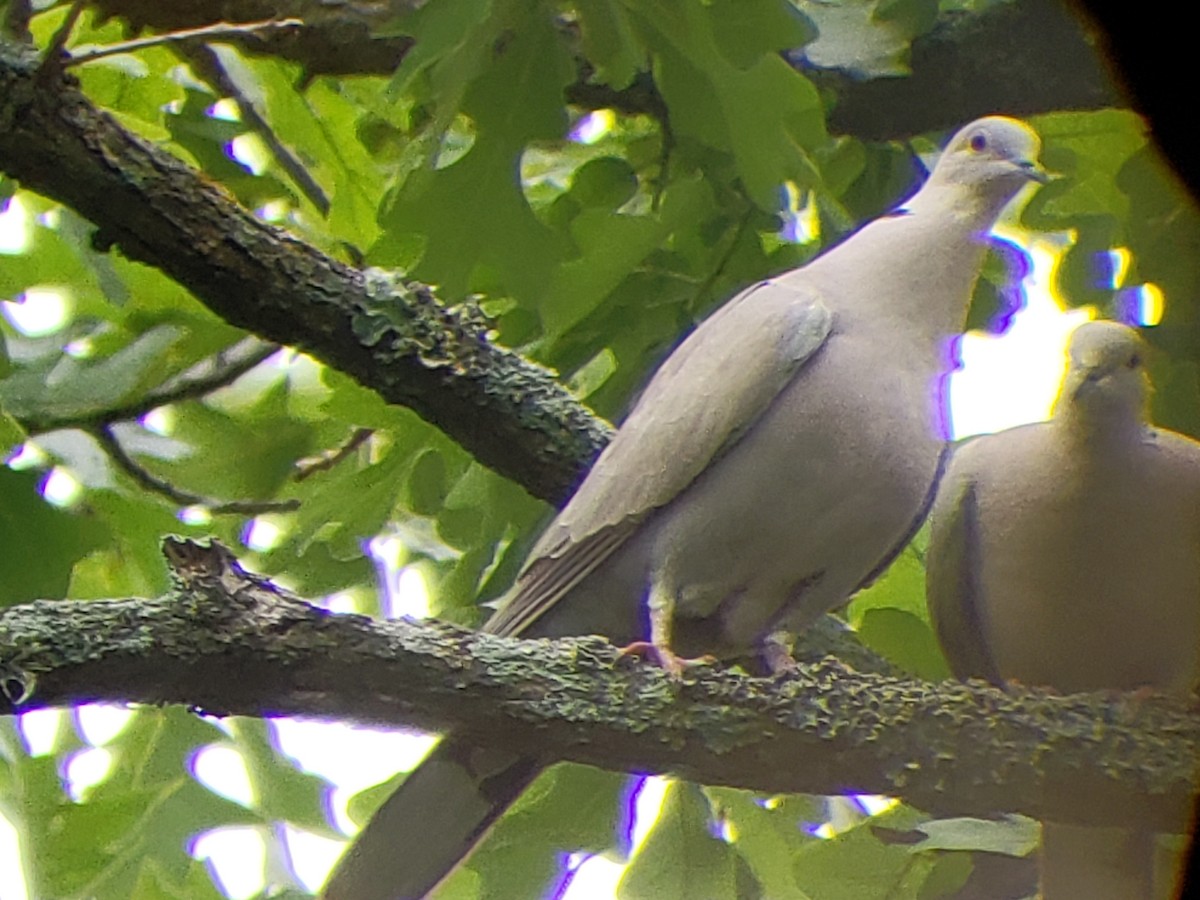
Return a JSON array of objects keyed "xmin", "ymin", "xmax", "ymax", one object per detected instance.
[
  {"xmin": 89, "ymin": 423, "xmax": 300, "ymax": 514},
  {"xmin": 0, "ymin": 40, "xmax": 611, "ymax": 505},
  {"xmin": 21, "ymin": 336, "xmax": 279, "ymax": 435},
  {"xmin": 0, "ymin": 539, "xmax": 1194, "ymax": 836}
]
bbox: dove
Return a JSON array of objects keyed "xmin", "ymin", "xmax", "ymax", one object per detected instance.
[
  {"xmin": 323, "ymin": 115, "xmax": 1047, "ymax": 899},
  {"xmin": 927, "ymin": 319, "xmax": 1200, "ymax": 899}
]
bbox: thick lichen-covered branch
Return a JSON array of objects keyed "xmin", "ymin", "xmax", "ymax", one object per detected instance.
[
  {"xmin": 0, "ymin": 41, "xmax": 610, "ymax": 504},
  {"xmin": 0, "ymin": 539, "xmax": 1194, "ymax": 835}
]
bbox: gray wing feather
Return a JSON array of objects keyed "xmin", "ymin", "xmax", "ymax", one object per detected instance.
[
  {"xmin": 487, "ymin": 279, "xmax": 833, "ymax": 637},
  {"xmin": 926, "ymin": 455, "xmax": 1004, "ymax": 684}
]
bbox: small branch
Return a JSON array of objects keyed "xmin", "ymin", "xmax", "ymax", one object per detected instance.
[
  {"xmin": 294, "ymin": 427, "xmax": 373, "ymax": 481},
  {"xmin": 143, "ymin": 337, "xmax": 280, "ymax": 411},
  {"xmin": 90, "ymin": 424, "xmax": 299, "ymax": 515},
  {"xmin": 38, "ymin": 1, "xmax": 84, "ymax": 69},
  {"xmin": 20, "ymin": 337, "xmax": 279, "ymax": 435},
  {"xmin": 181, "ymin": 42, "xmax": 331, "ymax": 215},
  {"xmin": 62, "ymin": 18, "xmax": 302, "ymax": 69},
  {"xmin": 0, "ymin": 538, "xmax": 1194, "ymax": 836}
]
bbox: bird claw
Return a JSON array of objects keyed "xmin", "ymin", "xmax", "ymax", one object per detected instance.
[{"xmin": 618, "ymin": 641, "xmax": 713, "ymax": 678}]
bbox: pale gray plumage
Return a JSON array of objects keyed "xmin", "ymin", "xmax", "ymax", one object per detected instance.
[
  {"xmin": 322, "ymin": 116, "xmax": 1047, "ymax": 900},
  {"xmin": 926, "ymin": 319, "xmax": 1200, "ymax": 899}
]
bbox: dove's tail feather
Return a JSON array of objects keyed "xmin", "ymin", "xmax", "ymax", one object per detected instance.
[
  {"xmin": 1041, "ymin": 822, "xmax": 1174, "ymax": 900},
  {"xmin": 321, "ymin": 741, "xmax": 542, "ymax": 900}
]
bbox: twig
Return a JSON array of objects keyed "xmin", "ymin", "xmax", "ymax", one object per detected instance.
[
  {"xmin": 143, "ymin": 337, "xmax": 280, "ymax": 411},
  {"xmin": 62, "ymin": 18, "xmax": 303, "ymax": 68},
  {"xmin": 24, "ymin": 337, "xmax": 279, "ymax": 435},
  {"xmin": 183, "ymin": 43, "xmax": 331, "ymax": 215},
  {"xmin": 91, "ymin": 424, "xmax": 299, "ymax": 516},
  {"xmin": 294, "ymin": 427, "xmax": 373, "ymax": 481},
  {"xmin": 38, "ymin": 1, "xmax": 85, "ymax": 72}
]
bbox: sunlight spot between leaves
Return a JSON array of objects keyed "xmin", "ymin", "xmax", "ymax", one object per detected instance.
[
  {"xmin": 192, "ymin": 744, "xmax": 255, "ymax": 807},
  {"xmin": 631, "ymin": 776, "xmax": 669, "ymax": 851},
  {"xmin": 1136, "ymin": 282, "xmax": 1165, "ymax": 326},
  {"xmin": 570, "ymin": 109, "xmax": 615, "ymax": 145},
  {"xmin": 6, "ymin": 442, "xmax": 47, "ymax": 470},
  {"xmin": 950, "ymin": 232, "xmax": 1095, "ymax": 440},
  {"xmin": 1108, "ymin": 247, "xmax": 1132, "ymax": 289},
  {"xmin": 208, "ymin": 98, "xmax": 241, "ymax": 122},
  {"xmin": 434, "ymin": 114, "xmax": 477, "ymax": 170},
  {"xmin": 780, "ymin": 181, "xmax": 820, "ymax": 245},
  {"xmin": 319, "ymin": 590, "xmax": 361, "ymax": 614},
  {"xmin": 2, "ymin": 288, "xmax": 70, "ymax": 336},
  {"xmin": 0, "ymin": 811, "xmax": 29, "ymax": 900},
  {"xmin": 64, "ymin": 747, "xmax": 113, "ymax": 801},
  {"xmin": 228, "ymin": 134, "xmax": 269, "ymax": 176},
  {"xmin": 63, "ymin": 337, "xmax": 93, "ymax": 358},
  {"xmin": 18, "ymin": 708, "xmax": 64, "ymax": 756},
  {"xmin": 191, "ymin": 827, "xmax": 265, "ymax": 900},
  {"xmin": 283, "ymin": 824, "xmax": 347, "ymax": 893},
  {"xmin": 560, "ymin": 776, "xmax": 669, "ymax": 900},
  {"xmin": 0, "ymin": 195, "xmax": 31, "ymax": 255},
  {"xmin": 855, "ymin": 795, "xmax": 899, "ymax": 817},
  {"xmin": 140, "ymin": 406, "xmax": 175, "ymax": 435},
  {"xmin": 388, "ymin": 566, "xmax": 431, "ymax": 620},
  {"xmin": 256, "ymin": 199, "xmax": 290, "ymax": 222},
  {"xmin": 272, "ymin": 718, "xmax": 438, "ymax": 799},
  {"xmin": 1108, "ymin": 246, "xmax": 1165, "ymax": 326},
  {"xmin": 40, "ymin": 467, "xmax": 82, "ymax": 508},
  {"xmin": 243, "ymin": 517, "xmax": 284, "ymax": 552},
  {"xmin": 370, "ymin": 532, "xmax": 434, "ymax": 619},
  {"xmin": 368, "ymin": 531, "xmax": 405, "ymax": 572},
  {"xmin": 178, "ymin": 505, "xmax": 213, "ymax": 526},
  {"xmin": 75, "ymin": 704, "xmax": 135, "ymax": 746}
]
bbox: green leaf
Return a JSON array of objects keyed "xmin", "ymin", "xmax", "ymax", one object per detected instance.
[
  {"xmin": 708, "ymin": 788, "xmax": 817, "ymax": 899},
  {"xmin": 796, "ymin": 0, "xmax": 931, "ymax": 78},
  {"xmin": 234, "ymin": 720, "xmax": 338, "ymax": 834},
  {"xmin": 439, "ymin": 764, "xmax": 630, "ymax": 899},
  {"xmin": 281, "ymin": 439, "xmax": 407, "ymax": 558},
  {"xmin": 619, "ymin": 783, "xmax": 741, "ymax": 899},
  {"xmin": 569, "ymin": 156, "xmax": 640, "ymax": 209},
  {"xmin": 706, "ymin": 0, "xmax": 816, "ymax": 68},
  {"xmin": 142, "ymin": 390, "xmax": 316, "ymax": 502},
  {"xmin": 375, "ymin": 2, "xmax": 574, "ymax": 299},
  {"xmin": 541, "ymin": 175, "xmax": 712, "ymax": 338},
  {"xmin": 18, "ymin": 707, "xmax": 248, "ymax": 899},
  {"xmin": 634, "ymin": 0, "xmax": 826, "ymax": 209},
  {"xmin": 0, "ymin": 324, "xmax": 187, "ymax": 422},
  {"xmin": 908, "ymin": 814, "xmax": 1039, "ymax": 857},
  {"xmin": 575, "ymin": 0, "xmax": 645, "ymax": 88},
  {"xmin": 1025, "ymin": 109, "xmax": 1147, "ymax": 227},
  {"xmin": 792, "ymin": 819, "xmax": 920, "ymax": 900},
  {"xmin": 847, "ymin": 540, "xmax": 928, "ymax": 622},
  {"xmin": 0, "ymin": 468, "xmax": 108, "ymax": 606},
  {"xmin": 406, "ymin": 449, "xmax": 449, "ymax": 516}
]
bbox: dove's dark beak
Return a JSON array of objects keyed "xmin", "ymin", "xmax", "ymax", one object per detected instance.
[{"xmin": 1019, "ymin": 160, "xmax": 1052, "ymax": 184}]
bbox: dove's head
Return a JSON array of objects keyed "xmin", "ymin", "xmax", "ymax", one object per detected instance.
[
  {"xmin": 920, "ymin": 116, "xmax": 1048, "ymax": 218},
  {"xmin": 1056, "ymin": 320, "xmax": 1151, "ymax": 428}
]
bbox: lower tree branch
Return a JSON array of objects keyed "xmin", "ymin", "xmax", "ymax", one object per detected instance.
[{"xmin": 0, "ymin": 538, "xmax": 1193, "ymax": 835}]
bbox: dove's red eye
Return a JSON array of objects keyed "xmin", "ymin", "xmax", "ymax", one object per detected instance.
[{"xmin": 969, "ymin": 133, "xmax": 988, "ymax": 152}]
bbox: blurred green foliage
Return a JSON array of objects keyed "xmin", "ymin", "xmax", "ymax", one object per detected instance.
[{"xmin": 0, "ymin": 1, "xmax": 1194, "ymax": 898}]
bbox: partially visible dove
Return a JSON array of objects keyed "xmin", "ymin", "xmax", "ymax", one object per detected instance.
[
  {"xmin": 927, "ymin": 319, "xmax": 1200, "ymax": 899},
  {"xmin": 323, "ymin": 116, "xmax": 1048, "ymax": 900}
]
